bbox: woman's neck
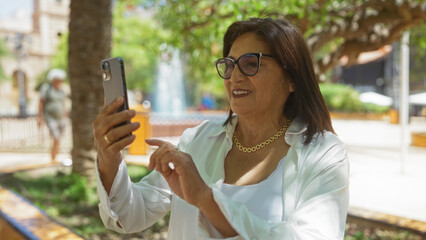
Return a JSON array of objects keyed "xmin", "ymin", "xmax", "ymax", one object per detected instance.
[{"xmin": 235, "ymin": 114, "xmax": 287, "ymax": 147}]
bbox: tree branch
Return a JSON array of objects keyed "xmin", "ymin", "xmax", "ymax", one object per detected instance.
[
  {"xmin": 308, "ymin": 0, "xmax": 425, "ymax": 74},
  {"xmin": 316, "ymin": 18, "xmax": 423, "ymax": 73},
  {"xmin": 307, "ymin": 0, "xmax": 425, "ymax": 55}
]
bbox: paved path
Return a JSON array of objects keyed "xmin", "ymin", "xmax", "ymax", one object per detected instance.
[
  {"xmin": 333, "ymin": 119, "xmax": 426, "ymax": 223},
  {"xmin": 1, "ymin": 119, "xmax": 425, "ymax": 224}
]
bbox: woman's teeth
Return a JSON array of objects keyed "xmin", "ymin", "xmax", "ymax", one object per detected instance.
[{"xmin": 233, "ymin": 90, "xmax": 250, "ymax": 95}]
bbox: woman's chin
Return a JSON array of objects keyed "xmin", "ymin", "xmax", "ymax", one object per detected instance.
[{"xmin": 230, "ymin": 107, "xmax": 251, "ymax": 116}]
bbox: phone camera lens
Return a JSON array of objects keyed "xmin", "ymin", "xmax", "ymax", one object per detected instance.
[
  {"xmin": 102, "ymin": 62, "xmax": 109, "ymax": 70},
  {"xmin": 101, "ymin": 60, "xmax": 111, "ymax": 81}
]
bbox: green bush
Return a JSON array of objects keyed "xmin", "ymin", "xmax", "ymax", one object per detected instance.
[
  {"xmin": 362, "ymin": 103, "xmax": 391, "ymax": 114},
  {"xmin": 320, "ymin": 83, "xmax": 362, "ymax": 112},
  {"xmin": 319, "ymin": 83, "xmax": 390, "ymax": 114},
  {"xmin": 0, "ymin": 165, "xmax": 156, "ymax": 238}
]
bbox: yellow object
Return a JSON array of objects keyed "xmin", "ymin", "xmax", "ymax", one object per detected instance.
[
  {"xmin": 412, "ymin": 132, "xmax": 426, "ymax": 148},
  {"xmin": 128, "ymin": 105, "xmax": 151, "ymax": 155},
  {"xmin": 389, "ymin": 109, "xmax": 399, "ymax": 124}
]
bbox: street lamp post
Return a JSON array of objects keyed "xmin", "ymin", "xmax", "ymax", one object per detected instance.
[
  {"xmin": 399, "ymin": 31, "xmax": 410, "ymax": 174},
  {"xmin": 14, "ymin": 33, "xmax": 27, "ymax": 118}
]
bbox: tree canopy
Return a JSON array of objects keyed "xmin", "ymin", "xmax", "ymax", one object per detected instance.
[
  {"xmin": 51, "ymin": 0, "xmax": 169, "ymax": 95},
  {"xmin": 52, "ymin": 0, "xmax": 425, "ymax": 107},
  {"xmin": 151, "ymin": 0, "xmax": 425, "ymax": 105},
  {"xmin": 112, "ymin": 1, "xmax": 170, "ymax": 92}
]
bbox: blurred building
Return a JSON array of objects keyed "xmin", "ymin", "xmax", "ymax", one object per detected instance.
[
  {"xmin": 335, "ymin": 43, "xmax": 426, "ymax": 116},
  {"xmin": 0, "ymin": 0, "xmax": 69, "ymax": 115}
]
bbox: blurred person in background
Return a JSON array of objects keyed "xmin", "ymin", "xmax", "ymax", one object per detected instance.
[{"xmin": 38, "ymin": 69, "xmax": 67, "ymax": 163}]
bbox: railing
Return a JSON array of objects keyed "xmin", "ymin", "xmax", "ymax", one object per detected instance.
[
  {"xmin": 149, "ymin": 112, "xmax": 227, "ymax": 137},
  {"xmin": 0, "ymin": 115, "xmax": 72, "ymax": 152},
  {"xmin": 0, "ymin": 112, "xmax": 227, "ymax": 152}
]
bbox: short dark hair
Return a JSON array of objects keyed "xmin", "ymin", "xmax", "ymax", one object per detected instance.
[{"xmin": 222, "ymin": 17, "xmax": 334, "ymax": 144}]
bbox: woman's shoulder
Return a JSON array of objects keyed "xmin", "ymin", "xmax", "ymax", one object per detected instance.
[
  {"xmin": 315, "ymin": 131, "xmax": 345, "ymax": 148},
  {"xmin": 299, "ymin": 131, "xmax": 347, "ymax": 167},
  {"xmin": 300, "ymin": 131, "xmax": 346, "ymax": 158}
]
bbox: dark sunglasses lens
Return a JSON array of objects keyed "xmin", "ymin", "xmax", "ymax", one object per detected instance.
[
  {"xmin": 238, "ymin": 54, "xmax": 259, "ymax": 76},
  {"xmin": 216, "ymin": 59, "xmax": 234, "ymax": 79}
]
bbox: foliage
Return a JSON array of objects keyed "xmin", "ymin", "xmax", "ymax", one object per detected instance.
[
  {"xmin": 319, "ymin": 83, "xmax": 390, "ymax": 113},
  {"xmin": 0, "ymin": 38, "xmax": 10, "ymax": 82},
  {"xmin": 0, "ymin": 164, "xmax": 164, "ymax": 239},
  {"xmin": 152, "ymin": 0, "xmax": 286, "ymax": 105},
  {"xmin": 1, "ymin": 165, "xmax": 424, "ymax": 239},
  {"xmin": 409, "ymin": 22, "xmax": 426, "ymax": 60},
  {"xmin": 2, "ymin": 172, "xmax": 97, "ymax": 218},
  {"xmin": 112, "ymin": 0, "xmax": 170, "ymax": 93},
  {"xmin": 320, "ymin": 83, "xmax": 363, "ymax": 112},
  {"xmin": 344, "ymin": 222, "xmax": 423, "ymax": 240},
  {"xmin": 408, "ymin": 23, "xmax": 426, "ymax": 92},
  {"xmin": 51, "ymin": 32, "xmax": 69, "ymax": 71},
  {"xmin": 51, "ymin": 0, "xmax": 425, "ymax": 108},
  {"xmin": 362, "ymin": 103, "xmax": 391, "ymax": 114},
  {"xmin": 49, "ymin": 0, "xmax": 169, "ymax": 96},
  {"xmin": 127, "ymin": 162, "xmax": 152, "ymax": 182},
  {"xmin": 33, "ymin": 32, "xmax": 68, "ymax": 91},
  {"xmin": 144, "ymin": 0, "xmax": 426, "ymax": 106},
  {"xmin": 33, "ymin": 69, "xmax": 50, "ymax": 91}
]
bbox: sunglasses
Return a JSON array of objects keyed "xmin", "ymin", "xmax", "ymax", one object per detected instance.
[{"xmin": 215, "ymin": 53, "xmax": 274, "ymax": 79}]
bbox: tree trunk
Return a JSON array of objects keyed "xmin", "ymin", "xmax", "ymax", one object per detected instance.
[{"xmin": 68, "ymin": 0, "xmax": 112, "ymax": 180}]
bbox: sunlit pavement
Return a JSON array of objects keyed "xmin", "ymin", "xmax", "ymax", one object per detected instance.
[
  {"xmin": 1, "ymin": 119, "xmax": 425, "ymax": 224},
  {"xmin": 0, "ymin": 152, "xmax": 72, "ymax": 174},
  {"xmin": 332, "ymin": 119, "xmax": 426, "ymax": 223}
]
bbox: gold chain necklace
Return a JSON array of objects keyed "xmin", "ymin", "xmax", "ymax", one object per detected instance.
[{"xmin": 233, "ymin": 118, "xmax": 292, "ymax": 153}]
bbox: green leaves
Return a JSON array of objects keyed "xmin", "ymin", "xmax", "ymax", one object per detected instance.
[
  {"xmin": 319, "ymin": 83, "xmax": 391, "ymax": 113},
  {"xmin": 0, "ymin": 39, "xmax": 10, "ymax": 81},
  {"xmin": 50, "ymin": 0, "xmax": 170, "ymax": 94},
  {"xmin": 49, "ymin": 0, "xmax": 425, "ymax": 109},
  {"xmin": 112, "ymin": 0, "xmax": 170, "ymax": 92},
  {"xmin": 320, "ymin": 83, "xmax": 363, "ymax": 112},
  {"xmin": 50, "ymin": 32, "xmax": 68, "ymax": 71},
  {"xmin": 154, "ymin": 0, "xmax": 426, "ymax": 108}
]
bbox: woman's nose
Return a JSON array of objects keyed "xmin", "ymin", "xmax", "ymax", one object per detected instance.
[{"xmin": 229, "ymin": 65, "xmax": 246, "ymax": 83}]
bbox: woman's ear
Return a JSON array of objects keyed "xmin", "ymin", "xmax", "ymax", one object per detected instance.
[
  {"xmin": 288, "ymin": 81, "xmax": 296, "ymax": 92},
  {"xmin": 283, "ymin": 77, "xmax": 296, "ymax": 92}
]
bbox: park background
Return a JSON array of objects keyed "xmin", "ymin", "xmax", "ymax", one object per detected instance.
[{"xmin": 0, "ymin": 0, "xmax": 425, "ymax": 239}]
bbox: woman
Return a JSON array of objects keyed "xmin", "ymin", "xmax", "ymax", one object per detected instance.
[{"xmin": 93, "ymin": 18, "xmax": 349, "ymax": 239}]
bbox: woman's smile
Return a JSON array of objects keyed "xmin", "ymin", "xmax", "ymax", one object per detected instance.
[{"xmin": 232, "ymin": 88, "xmax": 252, "ymax": 98}]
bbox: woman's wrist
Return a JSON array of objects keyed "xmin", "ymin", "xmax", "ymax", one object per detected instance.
[
  {"xmin": 196, "ymin": 187, "xmax": 238, "ymax": 237},
  {"xmin": 196, "ymin": 187, "xmax": 215, "ymax": 213},
  {"xmin": 97, "ymin": 154, "xmax": 120, "ymax": 194}
]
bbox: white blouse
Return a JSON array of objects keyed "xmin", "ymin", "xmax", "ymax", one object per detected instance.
[
  {"xmin": 218, "ymin": 156, "xmax": 286, "ymax": 222},
  {"xmin": 96, "ymin": 116, "xmax": 350, "ymax": 239}
]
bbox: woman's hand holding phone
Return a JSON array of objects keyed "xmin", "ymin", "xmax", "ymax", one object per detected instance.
[{"xmin": 93, "ymin": 97, "xmax": 140, "ymax": 194}]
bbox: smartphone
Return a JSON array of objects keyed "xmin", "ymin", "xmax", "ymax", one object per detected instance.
[{"xmin": 101, "ymin": 57, "xmax": 130, "ymax": 126}]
